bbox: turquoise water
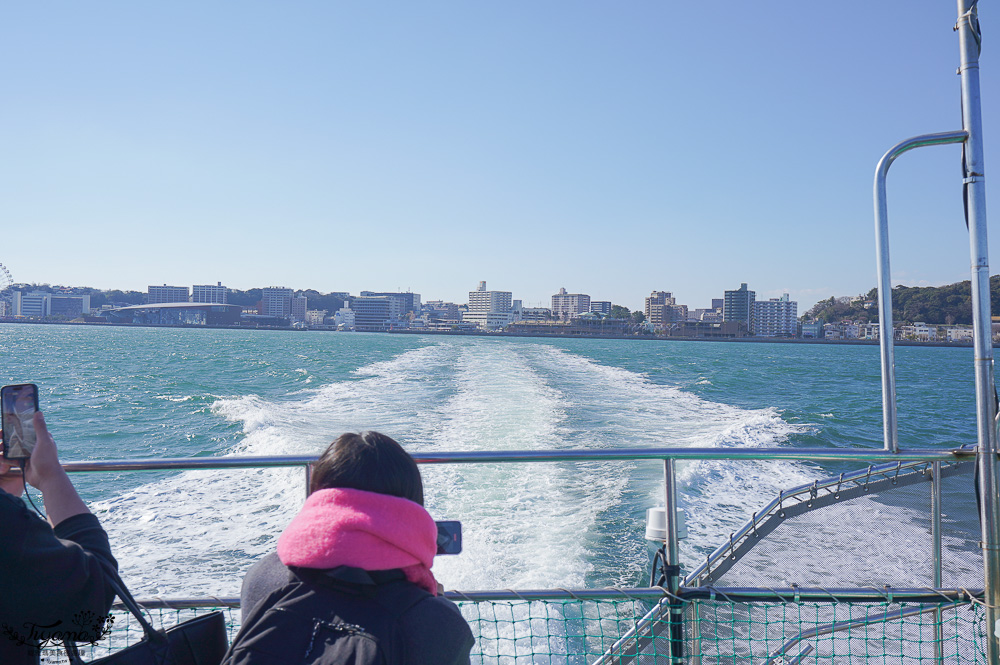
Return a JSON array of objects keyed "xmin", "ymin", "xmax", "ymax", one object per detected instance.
[{"xmin": 0, "ymin": 323, "xmax": 980, "ymax": 597}]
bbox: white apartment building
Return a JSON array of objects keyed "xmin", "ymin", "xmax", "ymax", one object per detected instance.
[
  {"xmin": 13, "ymin": 291, "xmax": 51, "ymax": 317},
  {"xmin": 464, "ymin": 281, "xmax": 513, "ymax": 330},
  {"xmin": 947, "ymin": 326, "xmax": 974, "ymax": 342},
  {"xmin": 192, "ymin": 282, "xmax": 227, "ymax": 304},
  {"xmin": 900, "ymin": 322, "xmax": 937, "ymax": 341},
  {"xmin": 148, "ymin": 285, "xmax": 190, "ymax": 304},
  {"xmin": 551, "ymin": 288, "xmax": 591, "ymax": 318},
  {"xmin": 334, "ymin": 307, "xmax": 356, "ymax": 330},
  {"xmin": 306, "ymin": 310, "xmax": 328, "ymax": 325},
  {"xmin": 861, "ymin": 323, "xmax": 880, "ymax": 340},
  {"xmin": 753, "ymin": 294, "xmax": 798, "ymax": 337},
  {"xmin": 261, "ymin": 287, "xmax": 294, "ymax": 318}
]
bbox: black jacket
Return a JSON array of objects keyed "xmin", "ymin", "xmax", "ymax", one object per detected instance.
[
  {"xmin": 237, "ymin": 552, "xmax": 474, "ymax": 665},
  {"xmin": 0, "ymin": 490, "xmax": 118, "ymax": 665}
]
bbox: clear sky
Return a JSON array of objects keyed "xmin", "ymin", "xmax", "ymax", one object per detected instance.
[{"xmin": 0, "ymin": 1, "xmax": 996, "ymax": 313}]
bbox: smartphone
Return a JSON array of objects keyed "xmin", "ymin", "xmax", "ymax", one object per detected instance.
[
  {"xmin": 1, "ymin": 384, "xmax": 39, "ymax": 460},
  {"xmin": 435, "ymin": 520, "xmax": 462, "ymax": 555}
]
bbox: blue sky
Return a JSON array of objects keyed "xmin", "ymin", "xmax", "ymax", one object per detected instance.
[{"xmin": 0, "ymin": 1, "xmax": 996, "ymax": 312}]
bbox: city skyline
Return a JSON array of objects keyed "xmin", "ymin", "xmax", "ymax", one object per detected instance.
[
  {"xmin": 7, "ymin": 274, "xmax": 807, "ymax": 315},
  {"xmin": 0, "ymin": 2, "xmax": 996, "ymax": 313}
]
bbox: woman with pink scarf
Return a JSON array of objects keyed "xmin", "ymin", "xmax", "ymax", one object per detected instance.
[{"xmin": 225, "ymin": 431, "xmax": 474, "ymax": 664}]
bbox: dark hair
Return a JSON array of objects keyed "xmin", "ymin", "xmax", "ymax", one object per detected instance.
[{"xmin": 309, "ymin": 431, "xmax": 424, "ymax": 505}]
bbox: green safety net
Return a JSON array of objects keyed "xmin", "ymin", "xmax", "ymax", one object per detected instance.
[{"xmin": 37, "ymin": 597, "xmax": 987, "ymax": 664}]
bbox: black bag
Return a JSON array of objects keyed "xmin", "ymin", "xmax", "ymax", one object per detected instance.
[
  {"xmin": 64, "ymin": 564, "xmax": 229, "ymax": 665},
  {"xmin": 222, "ymin": 566, "xmax": 428, "ymax": 665}
]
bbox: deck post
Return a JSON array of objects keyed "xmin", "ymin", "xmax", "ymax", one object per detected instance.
[
  {"xmin": 955, "ymin": 2, "xmax": 1000, "ymax": 663},
  {"xmin": 932, "ymin": 461, "xmax": 944, "ymax": 665},
  {"xmin": 663, "ymin": 459, "xmax": 683, "ymax": 663}
]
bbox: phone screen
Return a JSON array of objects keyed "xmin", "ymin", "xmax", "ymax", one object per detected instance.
[
  {"xmin": 1, "ymin": 384, "xmax": 39, "ymax": 460},
  {"xmin": 435, "ymin": 520, "xmax": 462, "ymax": 555}
]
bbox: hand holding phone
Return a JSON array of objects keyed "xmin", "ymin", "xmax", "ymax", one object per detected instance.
[{"xmin": 2, "ymin": 384, "xmax": 39, "ymax": 460}]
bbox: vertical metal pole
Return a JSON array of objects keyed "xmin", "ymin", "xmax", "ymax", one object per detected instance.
[
  {"xmin": 304, "ymin": 463, "xmax": 313, "ymax": 499},
  {"xmin": 691, "ymin": 600, "xmax": 702, "ymax": 665},
  {"xmin": 932, "ymin": 462, "xmax": 944, "ymax": 665},
  {"xmin": 874, "ymin": 154, "xmax": 900, "ymax": 453},
  {"xmin": 874, "ymin": 131, "xmax": 966, "ymax": 453},
  {"xmin": 663, "ymin": 460, "xmax": 683, "ymax": 663},
  {"xmin": 955, "ymin": 3, "xmax": 1000, "ymax": 663}
]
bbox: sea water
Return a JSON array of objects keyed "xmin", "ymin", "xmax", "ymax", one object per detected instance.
[{"xmin": 0, "ymin": 323, "xmax": 980, "ymax": 599}]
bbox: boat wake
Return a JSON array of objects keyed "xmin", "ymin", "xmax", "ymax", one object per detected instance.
[{"xmin": 91, "ymin": 339, "xmax": 816, "ymax": 597}]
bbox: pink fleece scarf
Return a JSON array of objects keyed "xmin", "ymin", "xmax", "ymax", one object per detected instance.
[{"xmin": 277, "ymin": 488, "xmax": 439, "ymax": 595}]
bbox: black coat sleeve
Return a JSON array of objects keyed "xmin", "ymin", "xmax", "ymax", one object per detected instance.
[{"xmin": 0, "ymin": 490, "xmax": 118, "ymax": 645}]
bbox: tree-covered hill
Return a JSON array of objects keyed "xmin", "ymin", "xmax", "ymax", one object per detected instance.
[{"xmin": 805, "ymin": 276, "xmax": 1000, "ymax": 325}]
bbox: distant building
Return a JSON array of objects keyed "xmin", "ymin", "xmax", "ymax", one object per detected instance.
[
  {"xmin": 13, "ymin": 291, "xmax": 51, "ymax": 317},
  {"xmin": 518, "ymin": 307, "xmax": 552, "ymax": 323},
  {"xmin": 801, "ymin": 322, "xmax": 823, "ymax": 338},
  {"xmin": 590, "ymin": 301, "xmax": 612, "ymax": 316},
  {"xmin": 753, "ymin": 294, "xmax": 797, "ymax": 337},
  {"xmin": 352, "ymin": 296, "xmax": 401, "ymax": 332},
  {"xmin": 947, "ymin": 326, "xmax": 974, "ymax": 342},
  {"xmin": 861, "ymin": 323, "xmax": 880, "ymax": 340},
  {"xmin": 305, "ymin": 310, "xmax": 328, "ymax": 325},
  {"xmin": 645, "ymin": 291, "xmax": 677, "ymax": 328},
  {"xmin": 334, "ymin": 306, "xmax": 356, "ymax": 330},
  {"xmin": 900, "ymin": 322, "xmax": 937, "ymax": 342},
  {"xmin": 192, "ymin": 282, "xmax": 227, "ymax": 304},
  {"xmin": 723, "ymin": 283, "xmax": 755, "ymax": 334},
  {"xmin": 424, "ymin": 301, "xmax": 461, "ymax": 321},
  {"xmin": 106, "ymin": 303, "xmax": 242, "ymax": 326},
  {"xmin": 147, "ymin": 285, "xmax": 190, "ymax": 304},
  {"xmin": 691, "ymin": 308, "xmax": 723, "ymax": 323},
  {"xmin": 261, "ymin": 287, "xmax": 294, "ymax": 318},
  {"xmin": 290, "ymin": 295, "xmax": 308, "ymax": 322},
  {"xmin": 463, "ymin": 281, "xmax": 512, "ymax": 330},
  {"xmin": 551, "ymin": 288, "xmax": 591, "ymax": 318},
  {"xmin": 361, "ymin": 291, "xmax": 421, "ymax": 315},
  {"xmin": 50, "ymin": 295, "xmax": 91, "ymax": 318},
  {"xmin": 711, "ymin": 299, "xmax": 724, "ymax": 310}
]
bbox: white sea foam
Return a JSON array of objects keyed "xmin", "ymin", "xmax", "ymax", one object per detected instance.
[{"xmin": 93, "ymin": 339, "xmax": 817, "ymax": 599}]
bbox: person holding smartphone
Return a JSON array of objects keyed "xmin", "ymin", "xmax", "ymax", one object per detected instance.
[
  {"xmin": 0, "ymin": 411, "xmax": 119, "ymax": 664},
  {"xmin": 225, "ymin": 431, "xmax": 474, "ymax": 665}
]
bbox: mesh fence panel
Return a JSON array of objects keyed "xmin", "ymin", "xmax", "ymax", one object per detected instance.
[
  {"xmin": 688, "ymin": 599, "xmax": 986, "ymax": 664},
  {"xmin": 34, "ymin": 597, "xmax": 986, "ymax": 664}
]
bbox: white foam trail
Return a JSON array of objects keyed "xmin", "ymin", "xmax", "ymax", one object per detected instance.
[{"xmin": 92, "ymin": 339, "xmax": 813, "ymax": 598}]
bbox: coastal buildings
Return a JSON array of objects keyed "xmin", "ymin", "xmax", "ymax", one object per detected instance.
[
  {"xmin": 551, "ymin": 288, "xmax": 591, "ymax": 318},
  {"xmin": 590, "ymin": 301, "xmax": 612, "ymax": 315},
  {"xmin": 465, "ymin": 281, "xmax": 512, "ymax": 330},
  {"xmin": 147, "ymin": 285, "xmax": 189, "ymax": 304},
  {"xmin": 645, "ymin": 291, "xmax": 679, "ymax": 328},
  {"xmin": 290, "ymin": 295, "xmax": 308, "ymax": 322},
  {"xmin": 352, "ymin": 296, "xmax": 401, "ymax": 332},
  {"xmin": 12, "ymin": 291, "xmax": 91, "ymax": 318},
  {"xmin": 107, "ymin": 302, "xmax": 243, "ymax": 326},
  {"xmin": 723, "ymin": 283, "xmax": 755, "ymax": 333},
  {"xmin": 192, "ymin": 283, "xmax": 227, "ymax": 304},
  {"xmin": 261, "ymin": 287, "xmax": 294, "ymax": 318},
  {"xmin": 361, "ymin": 291, "xmax": 421, "ymax": 316},
  {"xmin": 753, "ymin": 294, "xmax": 798, "ymax": 337},
  {"xmin": 334, "ymin": 307, "xmax": 356, "ymax": 330}
]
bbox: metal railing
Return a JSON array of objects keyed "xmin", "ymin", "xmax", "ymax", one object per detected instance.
[{"xmin": 49, "ymin": 444, "xmax": 987, "ymax": 663}]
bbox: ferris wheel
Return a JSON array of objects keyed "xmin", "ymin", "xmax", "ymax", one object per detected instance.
[{"xmin": 0, "ymin": 263, "xmax": 13, "ymax": 295}]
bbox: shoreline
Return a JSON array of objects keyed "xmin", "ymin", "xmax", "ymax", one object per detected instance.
[{"xmin": 0, "ymin": 318, "xmax": 981, "ymax": 348}]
